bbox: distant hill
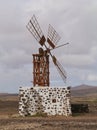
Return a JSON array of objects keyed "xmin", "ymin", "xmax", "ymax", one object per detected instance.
[
  {"xmin": 0, "ymin": 93, "xmax": 18, "ymax": 101},
  {"xmin": 0, "ymin": 93, "xmax": 18, "ymax": 96},
  {"xmin": 0, "ymin": 84, "xmax": 97, "ymax": 98},
  {"xmin": 71, "ymin": 84, "xmax": 97, "ymax": 97}
]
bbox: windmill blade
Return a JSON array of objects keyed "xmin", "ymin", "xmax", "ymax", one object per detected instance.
[
  {"xmin": 52, "ymin": 55, "xmax": 67, "ymax": 83},
  {"xmin": 47, "ymin": 24, "xmax": 61, "ymax": 49},
  {"xmin": 26, "ymin": 15, "xmax": 46, "ymax": 46}
]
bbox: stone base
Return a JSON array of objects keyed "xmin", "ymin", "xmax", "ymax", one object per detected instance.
[{"xmin": 19, "ymin": 86, "xmax": 72, "ymax": 116}]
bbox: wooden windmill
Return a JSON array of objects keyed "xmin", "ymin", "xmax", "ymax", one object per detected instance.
[{"xmin": 26, "ymin": 15, "xmax": 69, "ymax": 87}]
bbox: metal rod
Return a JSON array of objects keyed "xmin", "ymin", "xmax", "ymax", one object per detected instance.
[{"xmin": 50, "ymin": 42, "xmax": 69, "ymax": 51}]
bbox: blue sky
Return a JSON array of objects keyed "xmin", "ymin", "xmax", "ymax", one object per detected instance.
[{"xmin": 0, "ymin": 0, "xmax": 97, "ymax": 93}]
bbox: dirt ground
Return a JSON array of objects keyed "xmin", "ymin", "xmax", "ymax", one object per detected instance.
[{"xmin": 0, "ymin": 116, "xmax": 97, "ymax": 130}]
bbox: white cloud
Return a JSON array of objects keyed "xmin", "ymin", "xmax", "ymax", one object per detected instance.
[
  {"xmin": 61, "ymin": 54, "xmax": 95, "ymax": 67},
  {"xmin": 0, "ymin": 48, "xmax": 31, "ymax": 69},
  {"xmin": 0, "ymin": 65, "xmax": 32, "ymax": 93},
  {"xmin": 87, "ymin": 74, "xmax": 97, "ymax": 81}
]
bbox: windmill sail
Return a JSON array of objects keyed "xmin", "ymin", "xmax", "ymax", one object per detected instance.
[
  {"xmin": 52, "ymin": 55, "xmax": 67, "ymax": 83},
  {"xmin": 47, "ymin": 24, "xmax": 61, "ymax": 49},
  {"xmin": 26, "ymin": 15, "xmax": 46, "ymax": 46}
]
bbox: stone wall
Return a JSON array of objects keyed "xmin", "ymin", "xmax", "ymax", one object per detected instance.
[{"xmin": 19, "ymin": 87, "xmax": 72, "ymax": 116}]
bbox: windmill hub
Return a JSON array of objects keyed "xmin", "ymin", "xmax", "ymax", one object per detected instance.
[
  {"xmin": 39, "ymin": 47, "xmax": 48, "ymax": 56},
  {"xmin": 39, "ymin": 48, "xmax": 44, "ymax": 55}
]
